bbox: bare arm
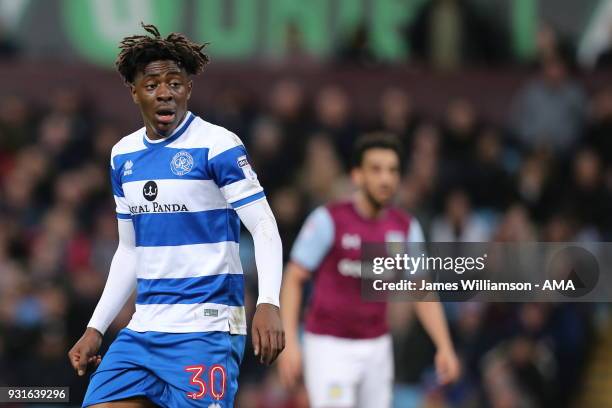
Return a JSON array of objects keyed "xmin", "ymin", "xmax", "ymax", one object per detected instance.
[
  {"xmin": 414, "ymin": 302, "xmax": 453, "ymax": 350},
  {"xmin": 281, "ymin": 262, "xmax": 311, "ymax": 345},
  {"xmin": 414, "ymin": 302, "xmax": 461, "ymax": 384},
  {"xmin": 278, "ymin": 261, "xmax": 311, "ymax": 388},
  {"xmin": 276, "ymin": 206, "xmax": 332, "ymax": 388}
]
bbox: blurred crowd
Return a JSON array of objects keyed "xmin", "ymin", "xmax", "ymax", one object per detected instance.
[{"xmin": 1, "ymin": 10, "xmax": 612, "ymax": 408}]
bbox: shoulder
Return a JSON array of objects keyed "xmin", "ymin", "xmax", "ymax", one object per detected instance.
[
  {"xmin": 167, "ymin": 116, "xmax": 244, "ymax": 157},
  {"xmin": 165, "ymin": 115, "xmax": 241, "ymax": 153},
  {"xmin": 325, "ymin": 200, "xmax": 352, "ymax": 216},
  {"xmin": 387, "ymin": 206, "xmax": 411, "ymax": 223},
  {"xmin": 387, "ymin": 206, "xmax": 415, "ymax": 230},
  {"xmin": 388, "ymin": 208, "xmax": 425, "ymax": 242},
  {"xmin": 110, "ymin": 127, "xmax": 146, "ymax": 169},
  {"xmin": 309, "ymin": 205, "xmax": 333, "ymax": 223},
  {"xmin": 202, "ymin": 119, "xmax": 245, "ymax": 159}
]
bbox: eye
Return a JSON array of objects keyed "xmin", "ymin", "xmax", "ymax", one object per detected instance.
[
  {"xmin": 145, "ymin": 83, "xmax": 157, "ymax": 91},
  {"xmin": 170, "ymin": 81, "xmax": 181, "ymax": 88}
]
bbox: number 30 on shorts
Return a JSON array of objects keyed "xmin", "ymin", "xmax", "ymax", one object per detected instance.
[{"xmin": 184, "ymin": 364, "xmax": 226, "ymax": 400}]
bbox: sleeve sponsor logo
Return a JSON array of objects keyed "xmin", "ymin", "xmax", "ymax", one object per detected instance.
[{"xmin": 236, "ymin": 155, "xmax": 258, "ymax": 181}]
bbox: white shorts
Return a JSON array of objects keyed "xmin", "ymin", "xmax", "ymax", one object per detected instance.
[{"xmin": 303, "ymin": 332, "xmax": 393, "ymax": 408}]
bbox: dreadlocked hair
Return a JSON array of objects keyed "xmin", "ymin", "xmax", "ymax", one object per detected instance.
[{"xmin": 116, "ymin": 23, "xmax": 210, "ymax": 84}]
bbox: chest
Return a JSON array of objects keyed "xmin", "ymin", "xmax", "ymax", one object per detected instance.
[
  {"xmin": 118, "ymin": 148, "xmax": 225, "ymax": 214},
  {"xmin": 332, "ymin": 218, "xmax": 408, "ymax": 259}
]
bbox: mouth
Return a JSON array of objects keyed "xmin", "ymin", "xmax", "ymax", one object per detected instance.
[{"xmin": 155, "ymin": 108, "xmax": 176, "ymax": 125}]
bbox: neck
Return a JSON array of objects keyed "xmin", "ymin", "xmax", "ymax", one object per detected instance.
[{"xmin": 354, "ymin": 190, "xmax": 384, "ymax": 219}]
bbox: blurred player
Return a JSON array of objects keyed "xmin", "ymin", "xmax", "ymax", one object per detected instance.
[
  {"xmin": 68, "ymin": 24, "xmax": 284, "ymax": 408},
  {"xmin": 278, "ymin": 133, "xmax": 460, "ymax": 408}
]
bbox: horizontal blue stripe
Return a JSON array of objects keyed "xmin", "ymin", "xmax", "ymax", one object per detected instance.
[
  {"xmin": 116, "ymin": 213, "xmax": 132, "ymax": 220},
  {"xmin": 231, "ymin": 191, "xmax": 266, "ymax": 209},
  {"xmin": 136, "ymin": 274, "xmax": 244, "ymax": 306},
  {"xmin": 208, "ymin": 145, "xmax": 250, "ymax": 188},
  {"xmin": 113, "ymin": 147, "xmax": 211, "ymax": 183},
  {"xmin": 132, "ymin": 209, "xmax": 240, "ymax": 247}
]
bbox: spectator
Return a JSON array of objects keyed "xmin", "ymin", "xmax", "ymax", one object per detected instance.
[
  {"xmin": 376, "ymin": 88, "xmax": 419, "ymax": 153},
  {"xmin": 509, "ymin": 55, "xmax": 587, "ymax": 156},
  {"xmin": 408, "ymin": 0, "xmax": 508, "ymax": 70},
  {"xmin": 561, "ymin": 148, "xmax": 612, "ymax": 238},
  {"xmin": 312, "ymin": 85, "xmax": 356, "ymax": 164},
  {"xmin": 585, "ymin": 87, "xmax": 612, "ymax": 169},
  {"xmin": 430, "ymin": 189, "xmax": 491, "ymax": 242},
  {"xmin": 336, "ymin": 23, "xmax": 377, "ymax": 66},
  {"xmin": 0, "ymin": 22, "xmax": 19, "ymax": 59}
]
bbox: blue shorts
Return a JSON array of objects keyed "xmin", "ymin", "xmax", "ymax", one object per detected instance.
[{"xmin": 83, "ymin": 329, "xmax": 245, "ymax": 408}]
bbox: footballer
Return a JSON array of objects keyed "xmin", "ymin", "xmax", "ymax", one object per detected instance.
[
  {"xmin": 278, "ymin": 133, "xmax": 460, "ymax": 407},
  {"xmin": 68, "ymin": 24, "xmax": 284, "ymax": 407}
]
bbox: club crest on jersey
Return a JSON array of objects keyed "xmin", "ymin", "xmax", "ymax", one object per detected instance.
[
  {"xmin": 170, "ymin": 151, "xmax": 194, "ymax": 176},
  {"xmin": 123, "ymin": 160, "xmax": 134, "ymax": 176},
  {"xmin": 236, "ymin": 155, "xmax": 258, "ymax": 181},
  {"xmin": 341, "ymin": 233, "xmax": 361, "ymax": 250}
]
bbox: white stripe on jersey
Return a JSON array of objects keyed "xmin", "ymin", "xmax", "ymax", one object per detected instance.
[
  {"xmin": 221, "ymin": 178, "xmax": 265, "ymax": 204},
  {"xmin": 114, "ymin": 195, "xmax": 131, "ymax": 216},
  {"xmin": 123, "ymin": 179, "xmax": 228, "ymax": 213},
  {"xmin": 136, "ymin": 242, "xmax": 243, "ymax": 279},
  {"xmin": 127, "ymin": 303, "xmax": 247, "ymax": 334}
]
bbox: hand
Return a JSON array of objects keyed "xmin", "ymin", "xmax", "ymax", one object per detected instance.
[
  {"xmin": 251, "ymin": 303, "xmax": 285, "ymax": 365},
  {"xmin": 435, "ymin": 346, "xmax": 461, "ymax": 385},
  {"xmin": 277, "ymin": 338, "xmax": 302, "ymax": 389},
  {"xmin": 68, "ymin": 327, "xmax": 103, "ymax": 376}
]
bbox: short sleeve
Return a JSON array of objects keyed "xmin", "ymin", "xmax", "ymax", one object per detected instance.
[
  {"xmin": 408, "ymin": 218, "xmax": 425, "ymax": 242},
  {"xmin": 406, "ymin": 218, "xmax": 427, "ymax": 276},
  {"xmin": 290, "ymin": 207, "xmax": 335, "ymax": 272},
  {"xmin": 208, "ymin": 132, "xmax": 264, "ymax": 209},
  {"xmin": 110, "ymin": 155, "xmax": 132, "ymax": 220}
]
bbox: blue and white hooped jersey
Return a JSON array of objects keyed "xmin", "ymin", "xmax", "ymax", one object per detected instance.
[{"xmin": 110, "ymin": 112, "xmax": 263, "ymax": 335}]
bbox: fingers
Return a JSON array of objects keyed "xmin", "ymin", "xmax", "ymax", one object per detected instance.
[
  {"xmin": 267, "ymin": 330, "xmax": 278, "ymax": 365},
  {"xmin": 438, "ymin": 366, "xmax": 450, "ymax": 385},
  {"xmin": 273, "ymin": 330, "xmax": 285, "ymax": 364},
  {"xmin": 88, "ymin": 355, "xmax": 102, "ymax": 368},
  {"xmin": 252, "ymin": 327, "xmax": 261, "ymax": 359},
  {"xmin": 436, "ymin": 358, "xmax": 449, "ymax": 384},
  {"xmin": 265, "ymin": 329, "xmax": 286, "ymax": 365},
  {"xmin": 436, "ymin": 355, "xmax": 459, "ymax": 385},
  {"xmin": 259, "ymin": 329, "xmax": 271, "ymax": 365},
  {"xmin": 68, "ymin": 350, "xmax": 80, "ymax": 371},
  {"xmin": 253, "ymin": 328, "xmax": 285, "ymax": 365},
  {"xmin": 69, "ymin": 346, "xmax": 97, "ymax": 376},
  {"xmin": 77, "ymin": 352, "xmax": 89, "ymax": 376}
]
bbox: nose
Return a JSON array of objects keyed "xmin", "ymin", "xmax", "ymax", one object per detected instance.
[
  {"xmin": 380, "ymin": 170, "xmax": 396, "ymax": 187},
  {"xmin": 156, "ymin": 83, "xmax": 173, "ymax": 102}
]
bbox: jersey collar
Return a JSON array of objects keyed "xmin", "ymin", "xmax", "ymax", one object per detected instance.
[{"xmin": 143, "ymin": 111, "xmax": 195, "ymax": 148}]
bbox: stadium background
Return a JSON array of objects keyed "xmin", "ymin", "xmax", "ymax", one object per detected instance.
[{"xmin": 1, "ymin": 0, "xmax": 612, "ymax": 407}]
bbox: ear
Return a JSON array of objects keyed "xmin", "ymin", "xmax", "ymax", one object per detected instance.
[
  {"xmin": 186, "ymin": 80, "xmax": 193, "ymax": 100},
  {"xmin": 130, "ymin": 83, "xmax": 139, "ymax": 105}
]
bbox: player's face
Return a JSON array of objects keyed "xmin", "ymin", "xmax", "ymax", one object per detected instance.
[
  {"xmin": 131, "ymin": 59, "xmax": 192, "ymax": 137},
  {"xmin": 353, "ymin": 148, "xmax": 400, "ymax": 206}
]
